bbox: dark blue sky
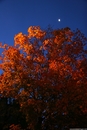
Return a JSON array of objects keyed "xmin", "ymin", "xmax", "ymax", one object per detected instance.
[{"xmin": 0, "ymin": 0, "xmax": 87, "ymax": 46}]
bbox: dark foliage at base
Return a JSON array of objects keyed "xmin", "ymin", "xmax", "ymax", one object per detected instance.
[{"xmin": 0, "ymin": 97, "xmax": 87, "ymax": 130}]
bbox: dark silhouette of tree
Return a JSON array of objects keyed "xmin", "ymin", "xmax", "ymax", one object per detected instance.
[{"xmin": 0, "ymin": 97, "xmax": 27, "ymax": 129}]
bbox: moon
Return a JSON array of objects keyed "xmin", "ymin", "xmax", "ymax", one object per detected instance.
[{"xmin": 58, "ymin": 19, "xmax": 61, "ymax": 22}]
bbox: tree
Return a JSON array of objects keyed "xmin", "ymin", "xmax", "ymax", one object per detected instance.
[
  {"xmin": 0, "ymin": 26, "xmax": 87, "ymax": 129},
  {"xmin": 0, "ymin": 97, "xmax": 27, "ymax": 130}
]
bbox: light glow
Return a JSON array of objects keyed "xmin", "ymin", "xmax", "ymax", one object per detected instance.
[{"xmin": 58, "ymin": 19, "xmax": 61, "ymax": 22}]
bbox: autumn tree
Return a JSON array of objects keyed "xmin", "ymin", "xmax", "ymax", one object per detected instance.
[{"xmin": 0, "ymin": 26, "xmax": 87, "ymax": 129}]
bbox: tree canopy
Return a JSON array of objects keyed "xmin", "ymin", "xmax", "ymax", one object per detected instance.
[{"xmin": 0, "ymin": 26, "xmax": 87, "ymax": 129}]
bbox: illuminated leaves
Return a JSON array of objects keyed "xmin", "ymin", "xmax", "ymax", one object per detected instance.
[
  {"xmin": 23, "ymin": 44, "xmax": 33, "ymax": 54},
  {"xmin": 14, "ymin": 32, "xmax": 28, "ymax": 46},
  {"xmin": 27, "ymin": 26, "xmax": 45, "ymax": 39},
  {"xmin": 0, "ymin": 26, "xmax": 87, "ymax": 129},
  {"xmin": 49, "ymin": 60, "xmax": 58, "ymax": 71}
]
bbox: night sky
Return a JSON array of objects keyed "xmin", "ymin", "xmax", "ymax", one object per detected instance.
[{"xmin": 0, "ymin": 0, "xmax": 87, "ymax": 46}]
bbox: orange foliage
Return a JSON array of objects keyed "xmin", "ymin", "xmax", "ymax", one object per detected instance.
[{"xmin": 0, "ymin": 26, "xmax": 87, "ymax": 129}]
